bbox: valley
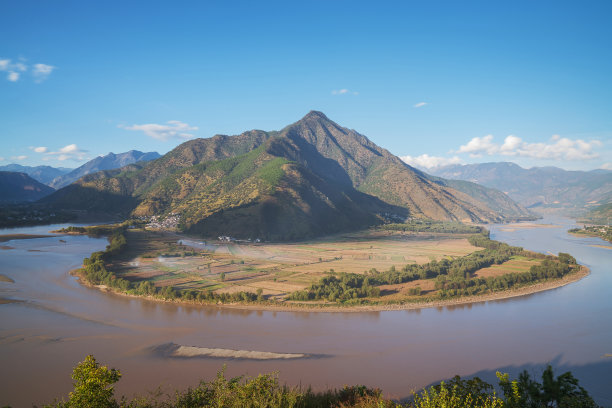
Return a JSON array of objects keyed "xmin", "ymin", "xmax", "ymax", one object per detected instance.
[
  {"xmin": 1, "ymin": 217, "xmax": 610, "ymax": 407},
  {"xmin": 3, "ymin": 2, "xmax": 611, "ymax": 405}
]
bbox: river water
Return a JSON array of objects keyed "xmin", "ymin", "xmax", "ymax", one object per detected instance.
[{"xmin": 0, "ymin": 218, "xmax": 610, "ymax": 407}]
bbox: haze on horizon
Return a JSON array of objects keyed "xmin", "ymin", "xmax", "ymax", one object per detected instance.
[{"xmin": 1, "ymin": 1, "xmax": 611, "ymax": 172}]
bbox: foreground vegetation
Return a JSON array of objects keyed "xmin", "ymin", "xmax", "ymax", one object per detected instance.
[
  {"xmin": 35, "ymin": 355, "xmax": 600, "ymax": 408},
  {"xmin": 67, "ymin": 220, "xmax": 584, "ymax": 308},
  {"xmin": 569, "ymin": 225, "xmax": 612, "ymax": 243}
]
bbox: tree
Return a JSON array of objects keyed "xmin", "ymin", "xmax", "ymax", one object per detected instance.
[
  {"xmin": 558, "ymin": 253, "xmax": 577, "ymax": 265},
  {"xmin": 46, "ymin": 355, "xmax": 121, "ymax": 408},
  {"xmin": 498, "ymin": 365, "xmax": 598, "ymax": 408},
  {"xmin": 411, "ymin": 380, "xmax": 503, "ymax": 408}
]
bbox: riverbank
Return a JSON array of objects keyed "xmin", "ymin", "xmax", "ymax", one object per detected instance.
[
  {"xmin": 74, "ymin": 264, "xmax": 589, "ymax": 313},
  {"xmin": 569, "ymin": 230, "xmax": 612, "ymax": 244},
  {"xmin": 0, "ymin": 233, "xmax": 53, "ymax": 242}
]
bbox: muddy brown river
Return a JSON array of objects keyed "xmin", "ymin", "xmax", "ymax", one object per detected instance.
[{"xmin": 1, "ymin": 218, "xmax": 610, "ymax": 407}]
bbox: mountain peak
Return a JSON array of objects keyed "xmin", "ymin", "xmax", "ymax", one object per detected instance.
[{"xmin": 301, "ymin": 110, "xmax": 330, "ymax": 121}]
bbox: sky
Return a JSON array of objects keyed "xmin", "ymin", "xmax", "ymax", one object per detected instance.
[{"xmin": 1, "ymin": 0, "xmax": 611, "ymax": 172}]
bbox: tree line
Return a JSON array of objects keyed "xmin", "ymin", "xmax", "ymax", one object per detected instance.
[
  {"xmin": 379, "ymin": 219, "xmax": 484, "ymax": 234},
  {"xmin": 75, "ymin": 225, "xmax": 579, "ymax": 307},
  {"xmin": 289, "ymin": 232, "xmax": 578, "ymax": 303}
]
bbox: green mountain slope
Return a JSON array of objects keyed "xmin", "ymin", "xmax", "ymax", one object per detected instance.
[{"xmin": 42, "ymin": 112, "xmax": 529, "ymax": 239}]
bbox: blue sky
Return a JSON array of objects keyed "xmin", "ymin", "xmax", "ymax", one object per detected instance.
[{"xmin": 1, "ymin": 0, "xmax": 611, "ymax": 171}]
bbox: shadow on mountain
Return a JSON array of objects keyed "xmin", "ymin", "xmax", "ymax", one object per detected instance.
[
  {"xmin": 39, "ymin": 184, "xmax": 139, "ymax": 215},
  {"xmin": 267, "ymin": 135, "xmax": 356, "ymax": 188},
  {"xmin": 187, "ymin": 163, "xmax": 409, "ymax": 241},
  {"xmin": 412, "ymin": 356, "xmax": 612, "ymax": 406}
]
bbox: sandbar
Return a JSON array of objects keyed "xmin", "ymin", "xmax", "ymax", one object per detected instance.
[
  {"xmin": 0, "ymin": 274, "xmax": 15, "ymax": 283},
  {"xmin": 152, "ymin": 342, "xmax": 308, "ymax": 360}
]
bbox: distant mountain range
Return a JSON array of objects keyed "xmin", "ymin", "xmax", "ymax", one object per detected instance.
[
  {"xmin": 43, "ymin": 111, "xmax": 532, "ymax": 240},
  {"xmin": 0, "ymin": 164, "xmax": 72, "ymax": 185},
  {"xmin": 0, "ymin": 150, "xmax": 160, "ymax": 203},
  {"xmin": 0, "ymin": 172, "xmax": 55, "ymax": 203},
  {"xmin": 49, "ymin": 150, "xmax": 160, "ymax": 189},
  {"xmin": 428, "ymin": 162, "xmax": 612, "ymax": 214}
]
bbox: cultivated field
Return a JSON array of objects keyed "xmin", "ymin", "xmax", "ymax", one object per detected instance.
[{"xmin": 111, "ymin": 229, "xmax": 483, "ymax": 300}]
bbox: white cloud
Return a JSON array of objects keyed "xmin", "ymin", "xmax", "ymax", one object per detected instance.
[
  {"xmin": 0, "ymin": 58, "xmax": 55, "ymax": 82},
  {"xmin": 0, "ymin": 157, "xmax": 4, "ymax": 161},
  {"xmin": 45, "ymin": 144, "xmax": 89, "ymax": 161},
  {"xmin": 331, "ymin": 89, "xmax": 358, "ymax": 96},
  {"xmin": 11, "ymin": 155, "xmax": 28, "ymax": 161},
  {"xmin": 456, "ymin": 134, "xmax": 601, "ymax": 161},
  {"xmin": 413, "ymin": 102, "xmax": 428, "ymax": 108},
  {"xmin": 400, "ymin": 154, "xmax": 463, "ymax": 170},
  {"xmin": 457, "ymin": 134, "xmax": 498, "ymax": 157},
  {"xmin": 30, "ymin": 146, "xmax": 48, "ymax": 153},
  {"xmin": 600, "ymin": 163, "xmax": 612, "ymax": 170},
  {"xmin": 0, "ymin": 59, "xmax": 27, "ymax": 82},
  {"xmin": 500, "ymin": 135, "xmax": 521, "ymax": 153},
  {"xmin": 120, "ymin": 120, "xmax": 198, "ymax": 141},
  {"xmin": 32, "ymin": 63, "xmax": 55, "ymax": 82}
]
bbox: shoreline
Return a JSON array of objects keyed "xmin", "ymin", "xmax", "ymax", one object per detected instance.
[
  {"xmin": 568, "ymin": 231, "xmax": 612, "ymax": 244},
  {"xmin": 73, "ymin": 265, "xmax": 590, "ymax": 313}
]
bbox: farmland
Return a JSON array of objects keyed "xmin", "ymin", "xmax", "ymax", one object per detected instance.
[{"xmin": 109, "ymin": 229, "xmax": 480, "ymax": 300}]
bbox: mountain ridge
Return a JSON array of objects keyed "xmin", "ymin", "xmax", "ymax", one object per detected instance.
[
  {"xmin": 49, "ymin": 150, "xmax": 161, "ymax": 189},
  {"xmin": 0, "ymin": 164, "xmax": 72, "ymax": 185},
  {"xmin": 42, "ymin": 112, "xmax": 532, "ymax": 239}
]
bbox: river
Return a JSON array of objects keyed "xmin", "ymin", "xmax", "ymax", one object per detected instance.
[{"xmin": 0, "ymin": 218, "xmax": 610, "ymax": 407}]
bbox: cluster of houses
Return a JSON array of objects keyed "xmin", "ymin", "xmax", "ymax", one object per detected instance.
[
  {"xmin": 378, "ymin": 212, "xmax": 408, "ymax": 223},
  {"xmin": 218, "ymin": 235, "xmax": 261, "ymax": 243},
  {"xmin": 144, "ymin": 213, "xmax": 181, "ymax": 230}
]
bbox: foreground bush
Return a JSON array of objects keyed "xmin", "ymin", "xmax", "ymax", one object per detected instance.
[{"xmin": 35, "ymin": 355, "xmax": 600, "ymax": 408}]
